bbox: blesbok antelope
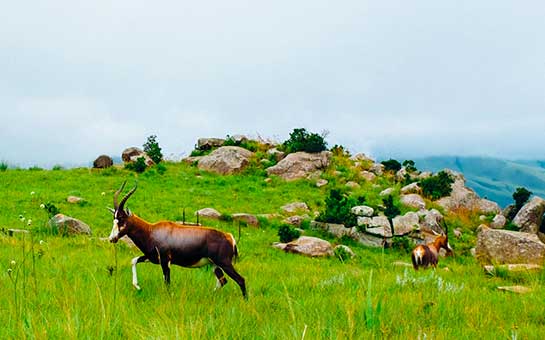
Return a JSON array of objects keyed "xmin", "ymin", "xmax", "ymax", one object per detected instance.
[
  {"xmin": 108, "ymin": 182, "xmax": 247, "ymax": 298},
  {"xmin": 411, "ymin": 226, "xmax": 453, "ymax": 270}
]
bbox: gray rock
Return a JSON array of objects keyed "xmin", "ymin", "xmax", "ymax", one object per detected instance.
[
  {"xmin": 392, "ymin": 212, "xmax": 420, "ymax": 235},
  {"xmin": 197, "ymin": 138, "xmax": 225, "ymax": 150},
  {"xmin": 198, "ymin": 146, "xmax": 254, "ymax": 175},
  {"xmin": 311, "ymin": 221, "xmax": 355, "ymax": 239},
  {"xmin": 360, "ymin": 171, "xmax": 376, "ymax": 182},
  {"xmin": 122, "ymin": 147, "xmax": 155, "ymax": 166},
  {"xmin": 417, "ymin": 209, "xmax": 444, "ymax": 234},
  {"xmin": 512, "ymin": 196, "xmax": 545, "ymax": 233},
  {"xmin": 351, "ymin": 205, "xmax": 374, "ymax": 217},
  {"xmin": 232, "ymin": 213, "xmax": 259, "ymax": 227},
  {"xmin": 93, "ymin": 155, "xmax": 113, "ymax": 169},
  {"xmin": 266, "ymin": 151, "xmax": 332, "ymax": 181},
  {"xmin": 350, "ymin": 153, "xmax": 374, "ymax": 163},
  {"xmin": 400, "ymin": 194, "xmax": 426, "ymax": 210},
  {"xmin": 334, "ymin": 245, "xmax": 356, "ymax": 259},
  {"xmin": 181, "ymin": 156, "xmax": 203, "ymax": 164},
  {"xmin": 281, "ymin": 202, "xmax": 310, "ymax": 215},
  {"xmin": 67, "ymin": 196, "xmax": 84, "ymax": 204},
  {"xmin": 47, "ymin": 214, "xmax": 91, "ymax": 235},
  {"xmin": 196, "ymin": 208, "xmax": 222, "ymax": 220},
  {"xmin": 475, "ymin": 225, "xmax": 545, "ymax": 265},
  {"xmin": 316, "ymin": 179, "xmax": 328, "ymax": 188},
  {"xmin": 283, "ymin": 215, "xmax": 309, "ymax": 226},
  {"xmin": 267, "ymin": 148, "xmax": 286, "ymax": 162},
  {"xmin": 401, "ymin": 182, "xmax": 421, "ymax": 195},
  {"xmin": 273, "ymin": 236, "xmax": 334, "ymax": 257},
  {"xmin": 369, "ymin": 163, "xmax": 384, "ymax": 176},
  {"xmin": 380, "ymin": 188, "xmax": 394, "ymax": 197},
  {"xmin": 490, "ymin": 214, "xmax": 506, "ymax": 229},
  {"xmin": 345, "ymin": 181, "xmax": 360, "ymax": 189}
]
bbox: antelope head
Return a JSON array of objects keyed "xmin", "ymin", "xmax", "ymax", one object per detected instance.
[{"xmin": 109, "ymin": 181, "xmax": 137, "ymax": 243}]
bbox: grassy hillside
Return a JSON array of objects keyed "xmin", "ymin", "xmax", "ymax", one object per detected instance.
[
  {"xmin": 414, "ymin": 156, "xmax": 545, "ymax": 207},
  {"xmin": 1, "ymin": 163, "xmax": 544, "ymax": 338}
]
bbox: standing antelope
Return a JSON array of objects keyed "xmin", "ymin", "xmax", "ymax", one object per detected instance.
[
  {"xmin": 411, "ymin": 227, "xmax": 453, "ymax": 270},
  {"xmin": 108, "ymin": 182, "xmax": 247, "ymax": 298}
]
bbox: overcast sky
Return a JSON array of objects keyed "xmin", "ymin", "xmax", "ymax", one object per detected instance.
[{"xmin": 1, "ymin": 1, "xmax": 544, "ymax": 167}]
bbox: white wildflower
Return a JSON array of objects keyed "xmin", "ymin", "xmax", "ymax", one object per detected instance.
[
  {"xmin": 39, "ymin": 240, "xmax": 44, "ymax": 245},
  {"xmin": 10, "ymin": 260, "xmax": 16, "ymax": 266},
  {"xmin": 30, "ymin": 191, "xmax": 35, "ymax": 195},
  {"xmin": 40, "ymin": 204, "xmax": 45, "ymax": 209},
  {"xmin": 101, "ymin": 192, "xmax": 106, "ymax": 196},
  {"xmin": 27, "ymin": 219, "xmax": 32, "ymax": 226}
]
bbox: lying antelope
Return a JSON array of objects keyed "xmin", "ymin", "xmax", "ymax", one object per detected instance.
[
  {"xmin": 108, "ymin": 182, "xmax": 247, "ymax": 298},
  {"xmin": 411, "ymin": 227, "xmax": 453, "ymax": 270}
]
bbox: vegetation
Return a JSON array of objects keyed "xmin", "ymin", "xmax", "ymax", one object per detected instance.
[
  {"xmin": 402, "ymin": 159, "xmax": 417, "ymax": 173},
  {"xmin": 124, "ymin": 157, "xmax": 147, "ymax": 173},
  {"xmin": 316, "ymin": 189, "xmax": 364, "ymax": 228},
  {"xmin": 278, "ymin": 225, "xmax": 301, "ymax": 243},
  {"xmin": 507, "ymin": 187, "xmax": 533, "ymax": 221},
  {"xmin": 419, "ymin": 170, "xmax": 455, "ymax": 200},
  {"xmin": 0, "ymin": 161, "xmax": 7, "ymax": 171},
  {"xmin": 143, "ymin": 135, "xmax": 163, "ymax": 164},
  {"xmin": 381, "ymin": 159, "xmax": 401, "ymax": 173},
  {"xmin": 382, "ymin": 195, "xmax": 400, "ymax": 235},
  {"xmin": 281, "ymin": 128, "xmax": 327, "ymax": 154},
  {"xmin": 0, "ymin": 162, "xmax": 544, "ymax": 338}
]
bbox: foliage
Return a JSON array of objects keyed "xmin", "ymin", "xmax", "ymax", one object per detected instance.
[
  {"xmin": 316, "ymin": 189, "xmax": 363, "ymax": 228},
  {"xmin": 222, "ymin": 135, "xmax": 259, "ymax": 152},
  {"xmin": 330, "ymin": 144, "xmax": 350, "ymax": 157},
  {"xmin": 402, "ymin": 160, "xmax": 417, "ymax": 172},
  {"xmin": 189, "ymin": 149, "xmax": 211, "ymax": 157},
  {"xmin": 390, "ymin": 236, "xmax": 413, "ymax": 253},
  {"xmin": 42, "ymin": 202, "xmax": 60, "ymax": 218},
  {"xmin": 124, "ymin": 157, "xmax": 147, "ymax": 173},
  {"xmin": 0, "ymin": 161, "xmax": 7, "ymax": 171},
  {"xmin": 52, "ymin": 165, "xmax": 63, "ymax": 171},
  {"xmin": 278, "ymin": 225, "xmax": 301, "ymax": 243},
  {"xmin": 28, "ymin": 166, "xmax": 43, "ymax": 171},
  {"xmin": 334, "ymin": 246, "xmax": 353, "ymax": 262},
  {"xmin": 281, "ymin": 128, "xmax": 327, "ymax": 154},
  {"xmin": 382, "ymin": 195, "xmax": 400, "ymax": 235},
  {"xmin": 507, "ymin": 187, "xmax": 533, "ymax": 221},
  {"xmin": 419, "ymin": 171, "xmax": 454, "ymax": 200},
  {"xmin": 381, "ymin": 159, "xmax": 401, "ymax": 172},
  {"xmin": 143, "ymin": 135, "xmax": 163, "ymax": 164}
]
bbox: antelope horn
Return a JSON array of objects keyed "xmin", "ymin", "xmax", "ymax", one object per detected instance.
[
  {"xmin": 113, "ymin": 180, "xmax": 127, "ymax": 209},
  {"xmin": 119, "ymin": 182, "xmax": 137, "ymax": 212}
]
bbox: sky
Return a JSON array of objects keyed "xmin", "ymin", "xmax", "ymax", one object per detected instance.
[{"xmin": 1, "ymin": 1, "xmax": 544, "ymax": 168}]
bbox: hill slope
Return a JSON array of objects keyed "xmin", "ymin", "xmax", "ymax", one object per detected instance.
[{"xmin": 414, "ymin": 156, "xmax": 545, "ymax": 207}]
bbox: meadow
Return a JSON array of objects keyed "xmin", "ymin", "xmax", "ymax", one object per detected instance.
[{"xmin": 1, "ymin": 163, "xmax": 544, "ymax": 339}]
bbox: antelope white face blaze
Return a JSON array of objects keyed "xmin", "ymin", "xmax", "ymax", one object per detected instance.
[{"xmin": 109, "ymin": 219, "xmax": 119, "ymax": 242}]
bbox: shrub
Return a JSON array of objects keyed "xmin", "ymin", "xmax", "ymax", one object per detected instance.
[
  {"xmin": 382, "ymin": 195, "xmax": 400, "ymax": 235},
  {"xmin": 278, "ymin": 225, "xmax": 301, "ymax": 243},
  {"xmin": 506, "ymin": 187, "xmax": 532, "ymax": 221},
  {"xmin": 29, "ymin": 166, "xmax": 43, "ymax": 171},
  {"xmin": 125, "ymin": 157, "xmax": 147, "ymax": 173},
  {"xmin": 402, "ymin": 160, "xmax": 417, "ymax": 172},
  {"xmin": 143, "ymin": 135, "xmax": 163, "ymax": 164},
  {"xmin": 419, "ymin": 171, "xmax": 454, "ymax": 200},
  {"xmin": 381, "ymin": 159, "xmax": 401, "ymax": 172},
  {"xmin": 334, "ymin": 246, "xmax": 353, "ymax": 262},
  {"xmin": 282, "ymin": 128, "xmax": 327, "ymax": 154},
  {"xmin": 391, "ymin": 236, "xmax": 413, "ymax": 253},
  {"xmin": 189, "ymin": 149, "xmax": 211, "ymax": 157},
  {"xmin": 223, "ymin": 135, "xmax": 259, "ymax": 152},
  {"xmin": 52, "ymin": 165, "xmax": 63, "ymax": 171},
  {"xmin": 0, "ymin": 161, "xmax": 7, "ymax": 171},
  {"xmin": 43, "ymin": 202, "xmax": 60, "ymax": 218},
  {"xmin": 155, "ymin": 163, "xmax": 167, "ymax": 175},
  {"xmin": 316, "ymin": 189, "xmax": 363, "ymax": 228}
]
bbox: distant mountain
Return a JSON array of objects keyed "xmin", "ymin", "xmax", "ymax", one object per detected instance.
[{"xmin": 413, "ymin": 156, "xmax": 545, "ymax": 208}]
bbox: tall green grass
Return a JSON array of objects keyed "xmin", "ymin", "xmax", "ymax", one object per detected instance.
[{"xmin": 1, "ymin": 163, "xmax": 544, "ymax": 338}]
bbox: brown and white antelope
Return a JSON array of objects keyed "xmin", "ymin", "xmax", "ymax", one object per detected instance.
[
  {"xmin": 108, "ymin": 182, "xmax": 247, "ymax": 298},
  {"xmin": 411, "ymin": 227, "xmax": 453, "ymax": 270}
]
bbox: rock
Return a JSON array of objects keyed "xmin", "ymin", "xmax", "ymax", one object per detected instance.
[
  {"xmin": 197, "ymin": 138, "xmax": 225, "ymax": 150},
  {"xmin": 281, "ymin": 202, "xmax": 310, "ymax": 215},
  {"xmin": 93, "ymin": 155, "xmax": 113, "ymax": 169},
  {"xmin": 503, "ymin": 204, "xmax": 515, "ymax": 218},
  {"xmin": 122, "ymin": 147, "xmax": 154, "ymax": 166},
  {"xmin": 400, "ymin": 194, "xmax": 426, "ymax": 210},
  {"xmin": 47, "ymin": 214, "xmax": 91, "ymax": 235},
  {"xmin": 475, "ymin": 225, "xmax": 545, "ymax": 264},
  {"xmin": 182, "ymin": 156, "xmax": 203, "ymax": 164},
  {"xmin": 283, "ymin": 215, "xmax": 309, "ymax": 226},
  {"xmin": 417, "ymin": 209, "xmax": 444, "ymax": 234},
  {"xmin": 418, "ymin": 171, "xmax": 432, "ymax": 180},
  {"xmin": 395, "ymin": 167, "xmax": 408, "ymax": 182},
  {"xmin": 197, "ymin": 146, "xmax": 254, "ymax": 175},
  {"xmin": 196, "ymin": 208, "xmax": 222, "ymax": 220},
  {"xmin": 350, "ymin": 153, "xmax": 374, "ymax": 163},
  {"xmin": 334, "ymin": 245, "xmax": 356, "ymax": 259},
  {"xmin": 490, "ymin": 214, "xmax": 506, "ymax": 229},
  {"xmin": 392, "ymin": 212, "xmax": 420, "ymax": 235},
  {"xmin": 360, "ymin": 171, "xmax": 376, "ymax": 182},
  {"xmin": 351, "ymin": 205, "xmax": 374, "ymax": 217},
  {"xmin": 345, "ymin": 181, "xmax": 360, "ymax": 189},
  {"xmin": 311, "ymin": 221, "xmax": 355, "ymax": 239},
  {"xmin": 512, "ymin": 196, "xmax": 545, "ymax": 233},
  {"xmin": 437, "ymin": 170, "xmax": 500, "ymax": 214},
  {"xmin": 67, "ymin": 196, "xmax": 84, "ymax": 204},
  {"xmin": 264, "ymin": 178, "xmax": 272, "ymax": 183},
  {"xmin": 369, "ymin": 163, "xmax": 384, "ymax": 176},
  {"xmin": 454, "ymin": 228, "xmax": 462, "ymax": 238},
  {"xmin": 316, "ymin": 179, "xmax": 328, "ymax": 188},
  {"xmin": 380, "ymin": 188, "xmax": 394, "ymax": 197},
  {"xmin": 497, "ymin": 286, "xmax": 532, "ymax": 294},
  {"xmin": 232, "ymin": 213, "xmax": 259, "ymax": 227},
  {"xmin": 230, "ymin": 134, "xmax": 248, "ymax": 144},
  {"xmin": 266, "ymin": 151, "xmax": 332, "ymax": 181},
  {"xmin": 357, "ymin": 216, "xmax": 371, "ymax": 226},
  {"xmin": 484, "ymin": 264, "xmax": 543, "ymax": 275},
  {"xmin": 401, "ymin": 182, "xmax": 421, "ymax": 195},
  {"xmin": 273, "ymin": 236, "xmax": 334, "ymax": 257},
  {"xmin": 267, "ymin": 148, "xmax": 286, "ymax": 162}
]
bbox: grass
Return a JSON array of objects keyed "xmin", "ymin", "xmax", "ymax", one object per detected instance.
[{"xmin": 1, "ymin": 163, "xmax": 544, "ymax": 338}]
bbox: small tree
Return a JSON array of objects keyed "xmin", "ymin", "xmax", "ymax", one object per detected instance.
[
  {"xmin": 143, "ymin": 135, "xmax": 163, "ymax": 164},
  {"xmin": 381, "ymin": 159, "xmax": 402, "ymax": 172},
  {"xmin": 282, "ymin": 128, "xmax": 327, "ymax": 154},
  {"xmin": 316, "ymin": 189, "xmax": 362, "ymax": 228},
  {"xmin": 402, "ymin": 160, "xmax": 417, "ymax": 173},
  {"xmin": 419, "ymin": 171, "xmax": 454, "ymax": 200},
  {"xmin": 382, "ymin": 195, "xmax": 400, "ymax": 236},
  {"xmin": 507, "ymin": 187, "xmax": 532, "ymax": 221}
]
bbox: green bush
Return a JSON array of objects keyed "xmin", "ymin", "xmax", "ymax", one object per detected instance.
[
  {"xmin": 43, "ymin": 202, "xmax": 60, "ymax": 218},
  {"xmin": 125, "ymin": 157, "xmax": 147, "ymax": 173},
  {"xmin": 282, "ymin": 128, "xmax": 327, "ymax": 154},
  {"xmin": 381, "ymin": 159, "xmax": 401, "ymax": 172},
  {"xmin": 278, "ymin": 225, "xmax": 301, "ymax": 243},
  {"xmin": 0, "ymin": 162, "xmax": 7, "ymax": 171},
  {"xmin": 402, "ymin": 160, "xmax": 417, "ymax": 172},
  {"xmin": 507, "ymin": 187, "xmax": 532, "ymax": 221},
  {"xmin": 52, "ymin": 165, "xmax": 63, "ymax": 171},
  {"xmin": 334, "ymin": 246, "xmax": 353, "ymax": 262},
  {"xmin": 419, "ymin": 171, "xmax": 454, "ymax": 200},
  {"xmin": 143, "ymin": 135, "xmax": 163, "ymax": 164},
  {"xmin": 223, "ymin": 135, "xmax": 259, "ymax": 152},
  {"xmin": 316, "ymin": 189, "xmax": 364, "ymax": 228}
]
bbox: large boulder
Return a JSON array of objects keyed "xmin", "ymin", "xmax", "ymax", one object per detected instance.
[
  {"xmin": 232, "ymin": 213, "xmax": 259, "ymax": 227},
  {"xmin": 392, "ymin": 212, "xmax": 420, "ymax": 235},
  {"xmin": 490, "ymin": 214, "xmax": 507, "ymax": 229},
  {"xmin": 122, "ymin": 147, "xmax": 154, "ymax": 166},
  {"xmin": 400, "ymin": 194, "xmax": 426, "ymax": 210},
  {"xmin": 475, "ymin": 225, "xmax": 545, "ymax": 265},
  {"xmin": 512, "ymin": 196, "xmax": 545, "ymax": 234},
  {"xmin": 351, "ymin": 205, "xmax": 374, "ymax": 217},
  {"xmin": 93, "ymin": 155, "xmax": 113, "ymax": 169},
  {"xmin": 417, "ymin": 209, "xmax": 444, "ymax": 234},
  {"xmin": 401, "ymin": 182, "xmax": 421, "ymax": 195},
  {"xmin": 197, "ymin": 146, "xmax": 254, "ymax": 175},
  {"xmin": 273, "ymin": 236, "xmax": 334, "ymax": 257},
  {"xmin": 197, "ymin": 138, "xmax": 225, "ymax": 150},
  {"xmin": 437, "ymin": 170, "xmax": 500, "ymax": 214},
  {"xmin": 47, "ymin": 214, "xmax": 91, "ymax": 235},
  {"xmin": 266, "ymin": 151, "xmax": 332, "ymax": 180},
  {"xmin": 196, "ymin": 208, "xmax": 222, "ymax": 220},
  {"xmin": 281, "ymin": 202, "xmax": 310, "ymax": 215}
]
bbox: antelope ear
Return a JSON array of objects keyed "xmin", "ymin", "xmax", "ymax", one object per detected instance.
[{"xmin": 107, "ymin": 207, "xmax": 115, "ymax": 215}]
